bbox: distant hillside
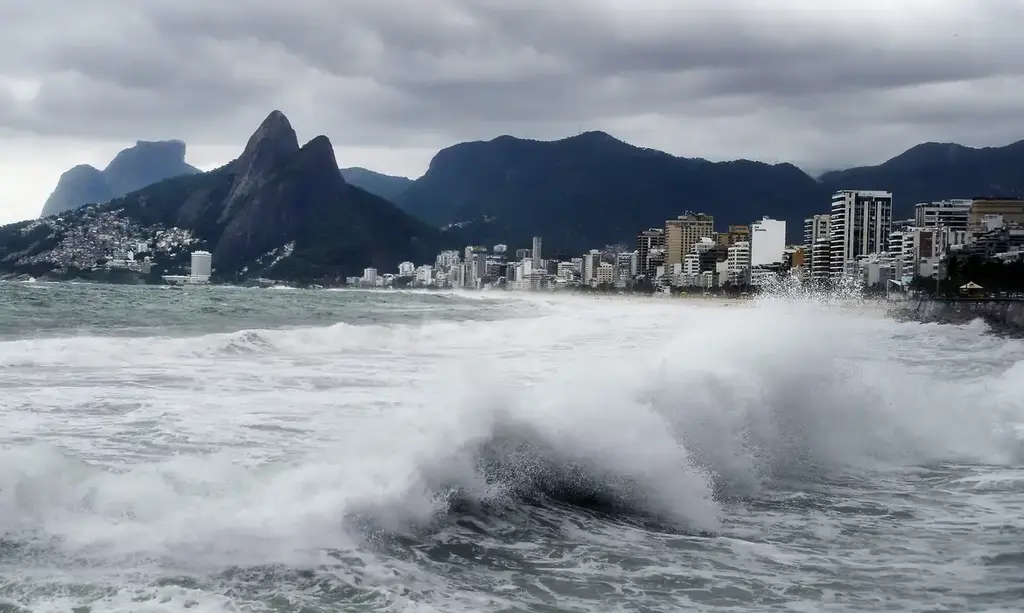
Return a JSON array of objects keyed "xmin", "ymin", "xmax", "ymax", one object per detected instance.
[
  {"xmin": 340, "ymin": 167, "xmax": 413, "ymax": 201},
  {"xmin": 819, "ymin": 140, "xmax": 1024, "ymax": 215},
  {"xmin": 395, "ymin": 131, "xmax": 826, "ymax": 249},
  {"xmin": 40, "ymin": 140, "xmax": 200, "ymax": 217},
  {"xmin": 5, "ymin": 111, "xmax": 452, "ymax": 284}
]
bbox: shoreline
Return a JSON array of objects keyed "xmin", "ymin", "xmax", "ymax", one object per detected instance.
[{"xmin": 889, "ymin": 296, "xmax": 1024, "ymax": 336}]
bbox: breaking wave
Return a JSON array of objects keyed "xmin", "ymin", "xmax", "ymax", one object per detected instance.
[{"xmin": 1, "ymin": 289, "xmax": 1021, "ymax": 583}]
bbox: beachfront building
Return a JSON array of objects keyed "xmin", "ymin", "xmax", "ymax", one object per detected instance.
[
  {"xmin": 726, "ymin": 240, "xmax": 751, "ymax": 285},
  {"xmin": 750, "ymin": 217, "xmax": 786, "ymax": 268},
  {"xmin": 829, "ymin": 190, "xmax": 893, "ymax": 280},
  {"xmin": 666, "ymin": 213, "xmax": 714, "ymax": 268},
  {"xmin": 190, "ymin": 250, "xmax": 212, "ymax": 283}
]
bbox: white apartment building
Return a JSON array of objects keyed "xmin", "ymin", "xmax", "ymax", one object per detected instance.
[
  {"xmin": 362, "ymin": 267, "xmax": 378, "ymax": 285},
  {"xmin": 809, "ymin": 238, "xmax": 831, "ymax": 284},
  {"xmin": 914, "ymin": 199, "xmax": 971, "ymax": 231},
  {"xmin": 750, "ymin": 217, "xmax": 786, "ymax": 267},
  {"xmin": 676, "ymin": 253, "xmax": 702, "ymax": 287},
  {"xmin": 190, "ymin": 250, "xmax": 212, "ymax": 282},
  {"xmin": 582, "ymin": 249, "xmax": 602, "ymax": 284},
  {"xmin": 895, "ymin": 226, "xmax": 969, "ymax": 279},
  {"xmin": 415, "ymin": 265, "xmax": 433, "ymax": 285},
  {"xmin": 726, "ymin": 240, "xmax": 751, "ymax": 284},
  {"xmin": 858, "ymin": 253, "xmax": 897, "ymax": 288},
  {"xmin": 829, "ymin": 190, "xmax": 893, "ymax": 279},
  {"xmin": 596, "ymin": 262, "xmax": 615, "ymax": 285},
  {"xmin": 616, "ymin": 251, "xmax": 639, "ymax": 278},
  {"xmin": 556, "ymin": 261, "xmax": 577, "ymax": 280},
  {"xmin": 398, "ymin": 261, "xmax": 415, "ymax": 277},
  {"xmin": 803, "ymin": 214, "xmax": 830, "ymax": 283},
  {"xmin": 436, "ymin": 250, "xmax": 460, "ymax": 268}
]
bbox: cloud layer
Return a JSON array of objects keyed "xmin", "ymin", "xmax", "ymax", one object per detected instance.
[{"xmin": 2, "ymin": 0, "xmax": 1024, "ymax": 222}]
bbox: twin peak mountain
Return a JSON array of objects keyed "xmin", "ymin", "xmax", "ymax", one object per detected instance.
[{"xmin": 46, "ymin": 111, "xmax": 441, "ymax": 282}]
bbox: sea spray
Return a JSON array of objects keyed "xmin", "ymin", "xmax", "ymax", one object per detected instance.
[{"xmin": 0, "ymin": 285, "xmax": 1021, "ymax": 612}]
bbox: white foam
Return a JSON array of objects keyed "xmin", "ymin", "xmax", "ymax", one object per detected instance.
[{"xmin": 0, "ymin": 289, "xmax": 1022, "ymax": 610}]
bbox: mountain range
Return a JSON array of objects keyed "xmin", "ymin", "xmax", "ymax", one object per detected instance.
[
  {"xmin": 3, "ymin": 111, "xmax": 447, "ymax": 283},
  {"xmin": 25, "ymin": 118, "xmax": 1024, "ymax": 258}
]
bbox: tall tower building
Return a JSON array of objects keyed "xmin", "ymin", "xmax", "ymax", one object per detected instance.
[
  {"xmin": 829, "ymin": 190, "xmax": 893, "ymax": 279},
  {"xmin": 750, "ymin": 217, "xmax": 786, "ymax": 267},
  {"xmin": 190, "ymin": 250, "xmax": 212, "ymax": 281},
  {"xmin": 804, "ymin": 214, "xmax": 830, "ymax": 281},
  {"xmin": 582, "ymin": 249, "xmax": 602, "ymax": 284},
  {"xmin": 531, "ymin": 236, "xmax": 543, "ymax": 270},
  {"xmin": 636, "ymin": 228, "xmax": 665, "ymax": 278},
  {"xmin": 665, "ymin": 213, "xmax": 714, "ymax": 267}
]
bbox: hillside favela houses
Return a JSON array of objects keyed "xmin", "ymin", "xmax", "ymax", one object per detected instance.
[{"xmin": 345, "ymin": 191, "xmax": 1024, "ymax": 296}]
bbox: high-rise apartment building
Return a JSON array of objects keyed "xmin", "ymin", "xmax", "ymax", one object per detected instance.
[
  {"xmin": 803, "ymin": 214, "xmax": 830, "ymax": 282},
  {"xmin": 665, "ymin": 213, "xmax": 714, "ymax": 267},
  {"xmin": 914, "ymin": 199, "xmax": 971, "ymax": 231},
  {"xmin": 531, "ymin": 236, "xmax": 543, "ymax": 270},
  {"xmin": 582, "ymin": 249, "xmax": 602, "ymax": 284},
  {"xmin": 750, "ymin": 217, "xmax": 786, "ymax": 268},
  {"xmin": 726, "ymin": 241, "xmax": 751, "ymax": 285},
  {"xmin": 804, "ymin": 214, "xmax": 830, "ymax": 247},
  {"xmin": 190, "ymin": 250, "xmax": 212, "ymax": 281},
  {"xmin": 636, "ymin": 228, "xmax": 665, "ymax": 278},
  {"xmin": 829, "ymin": 190, "xmax": 893, "ymax": 279}
]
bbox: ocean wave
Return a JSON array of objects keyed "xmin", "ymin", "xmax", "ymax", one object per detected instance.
[{"xmin": 1, "ymin": 289, "xmax": 1022, "ymax": 604}]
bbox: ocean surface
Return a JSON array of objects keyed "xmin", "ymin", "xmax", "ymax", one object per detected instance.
[{"xmin": 0, "ymin": 282, "xmax": 1022, "ymax": 613}]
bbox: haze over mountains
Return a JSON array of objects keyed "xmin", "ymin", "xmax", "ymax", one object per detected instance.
[{"xmin": 34, "ymin": 119, "xmax": 1024, "ymax": 251}]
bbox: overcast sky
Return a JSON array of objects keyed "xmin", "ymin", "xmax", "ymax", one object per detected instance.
[{"xmin": 2, "ymin": 0, "xmax": 1023, "ymax": 224}]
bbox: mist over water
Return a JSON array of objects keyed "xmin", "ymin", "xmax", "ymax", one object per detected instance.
[{"xmin": 0, "ymin": 283, "xmax": 1021, "ymax": 612}]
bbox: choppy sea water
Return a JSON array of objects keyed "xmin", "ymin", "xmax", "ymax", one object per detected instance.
[{"xmin": 0, "ymin": 282, "xmax": 1022, "ymax": 613}]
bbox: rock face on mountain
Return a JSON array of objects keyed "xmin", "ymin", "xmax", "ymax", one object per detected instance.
[
  {"xmin": 395, "ymin": 131, "xmax": 826, "ymax": 248},
  {"xmin": 340, "ymin": 167, "xmax": 413, "ymax": 201},
  {"xmin": 218, "ymin": 111, "xmax": 300, "ymax": 223},
  {"xmin": 40, "ymin": 140, "xmax": 200, "ymax": 217},
  {"xmin": 97, "ymin": 111, "xmax": 446, "ymax": 282}
]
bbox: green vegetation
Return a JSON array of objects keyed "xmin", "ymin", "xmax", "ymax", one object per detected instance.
[{"xmin": 914, "ymin": 255, "xmax": 1024, "ymax": 296}]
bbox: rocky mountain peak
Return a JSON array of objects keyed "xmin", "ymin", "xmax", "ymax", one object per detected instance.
[
  {"xmin": 40, "ymin": 165, "xmax": 113, "ymax": 218},
  {"xmin": 297, "ymin": 135, "xmax": 344, "ymax": 179},
  {"xmin": 218, "ymin": 110, "xmax": 301, "ymax": 222}
]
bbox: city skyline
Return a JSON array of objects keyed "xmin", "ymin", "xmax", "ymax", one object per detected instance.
[
  {"xmin": 345, "ymin": 189, "xmax": 1023, "ymax": 294},
  {"xmin": 3, "ymin": 1, "xmax": 1024, "ymax": 223}
]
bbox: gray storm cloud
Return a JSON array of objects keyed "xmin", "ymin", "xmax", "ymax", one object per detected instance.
[{"xmin": 2, "ymin": 0, "xmax": 1023, "ymax": 171}]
